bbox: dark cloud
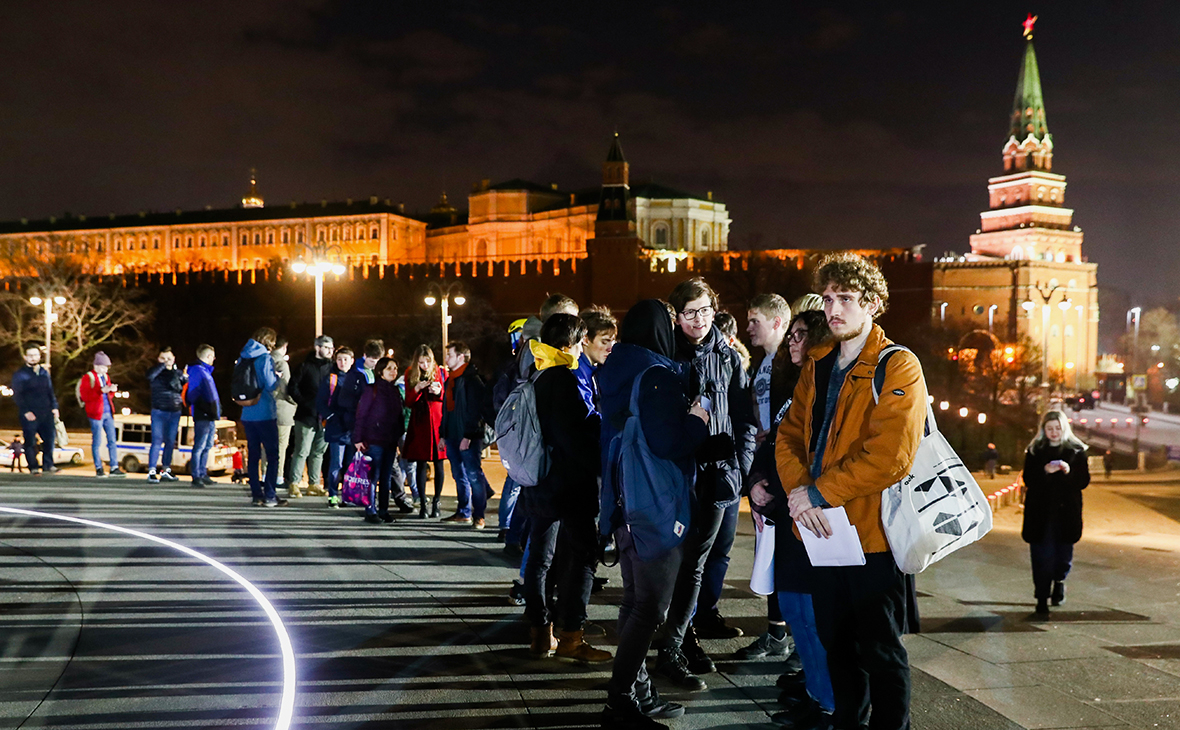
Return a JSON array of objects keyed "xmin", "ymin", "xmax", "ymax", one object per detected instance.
[{"xmin": 0, "ymin": 0, "xmax": 1176, "ymax": 311}]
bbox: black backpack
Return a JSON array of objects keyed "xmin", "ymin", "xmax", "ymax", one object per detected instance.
[{"xmin": 231, "ymin": 356, "xmax": 262, "ymax": 407}]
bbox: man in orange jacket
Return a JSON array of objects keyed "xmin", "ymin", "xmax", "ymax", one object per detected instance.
[{"xmin": 776, "ymin": 253, "xmax": 927, "ymax": 730}]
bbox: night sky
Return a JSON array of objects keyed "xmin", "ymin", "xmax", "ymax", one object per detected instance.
[{"xmin": 1, "ymin": 2, "xmax": 1177, "ymax": 311}]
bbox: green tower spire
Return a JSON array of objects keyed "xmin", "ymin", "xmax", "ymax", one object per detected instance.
[{"xmin": 1009, "ymin": 40, "xmax": 1049, "ymax": 142}]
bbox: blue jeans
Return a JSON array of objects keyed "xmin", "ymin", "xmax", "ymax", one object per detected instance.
[
  {"xmin": 191, "ymin": 420, "xmax": 216, "ymax": 480},
  {"xmin": 21, "ymin": 414, "xmax": 55, "ymax": 472},
  {"xmin": 324, "ymin": 440, "xmax": 349, "ymax": 498},
  {"xmin": 777, "ymin": 590, "xmax": 834, "ymax": 712},
  {"xmin": 499, "ymin": 475, "xmax": 522, "ymax": 534},
  {"xmin": 149, "ymin": 409, "xmax": 182, "ymax": 472},
  {"xmin": 401, "ymin": 455, "xmax": 417, "ymax": 500},
  {"xmin": 243, "ymin": 419, "xmax": 279, "ymax": 501},
  {"xmin": 89, "ymin": 413, "xmax": 118, "ymax": 471},
  {"xmin": 445, "ymin": 437, "xmax": 488, "ymax": 519},
  {"xmin": 364, "ymin": 444, "xmax": 397, "ymax": 515},
  {"xmin": 697, "ymin": 499, "xmax": 741, "ymax": 615}
]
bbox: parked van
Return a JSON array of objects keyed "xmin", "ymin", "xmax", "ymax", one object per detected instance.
[{"xmin": 112, "ymin": 414, "xmax": 238, "ymax": 475}]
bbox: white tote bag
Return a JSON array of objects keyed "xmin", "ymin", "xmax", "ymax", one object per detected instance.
[
  {"xmin": 873, "ymin": 346, "xmax": 993, "ymax": 574},
  {"xmin": 749, "ymin": 520, "xmax": 776, "ymax": 595}
]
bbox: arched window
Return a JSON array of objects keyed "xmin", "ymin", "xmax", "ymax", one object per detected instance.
[
  {"xmin": 154, "ymin": 238, "xmax": 160, "ymax": 250},
  {"xmin": 267, "ymin": 232, "xmax": 274, "ymax": 245},
  {"xmin": 653, "ymin": 223, "xmax": 669, "ymax": 247},
  {"xmin": 199, "ymin": 236, "xmax": 206, "ymax": 248},
  {"xmin": 282, "ymin": 230, "xmax": 289, "ymax": 244},
  {"xmin": 1065, "ymin": 325, "xmax": 1074, "ymax": 338},
  {"xmin": 223, "ymin": 235, "xmax": 229, "ymax": 247},
  {"xmin": 371, "ymin": 227, "xmax": 379, "ymax": 240},
  {"xmin": 1010, "ymin": 245, "xmax": 1024, "ymax": 260},
  {"xmin": 701, "ymin": 227, "xmax": 711, "ymax": 249},
  {"xmin": 115, "ymin": 238, "xmax": 122, "ymax": 251},
  {"xmin": 187, "ymin": 236, "xmax": 193, "ymax": 248},
  {"xmin": 254, "ymin": 233, "xmax": 261, "ymax": 246},
  {"xmin": 1050, "ymin": 325, "xmax": 1060, "ymax": 338}
]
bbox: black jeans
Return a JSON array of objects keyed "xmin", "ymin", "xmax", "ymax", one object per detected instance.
[
  {"xmin": 1029, "ymin": 521, "xmax": 1073, "ymax": 599},
  {"xmin": 811, "ymin": 552, "xmax": 911, "ymax": 730},
  {"xmin": 655, "ymin": 499, "xmax": 729, "ymax": 649},
  {"xmin": 522, "ymin": 490, "xmax": 597, "ymax": 632},
  {"xmin": 609, "ymin": 528, "xmax": 683, "ymax": 702},
  {"xmin": 20, "ymin": 415, "xmax": 54, "ymax": 472}
]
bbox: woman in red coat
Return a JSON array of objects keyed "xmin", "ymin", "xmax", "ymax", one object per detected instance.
[{"xmin": 403, "ymin": 345, "xmax": 448, "ymax": 518}]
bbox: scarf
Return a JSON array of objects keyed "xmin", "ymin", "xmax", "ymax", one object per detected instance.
[{"xmin": 445, "ymin": 362, "xmax": 466, "ymax": 411}]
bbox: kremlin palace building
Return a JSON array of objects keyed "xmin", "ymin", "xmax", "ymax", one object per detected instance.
[{"xmin": 0, "ymin": 29, "xmax": 1099, "ymax": 386}]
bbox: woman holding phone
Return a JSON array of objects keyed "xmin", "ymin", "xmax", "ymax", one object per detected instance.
[
  {"xmin": 403, "ymin": 345, "xmax": 448, "ymax": 518},
  {"xmin": 1021, "ymin": 409, "xmax": 1090, "ymax": 617}
]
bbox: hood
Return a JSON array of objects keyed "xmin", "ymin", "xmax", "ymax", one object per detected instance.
[
  {"xmin": 676, "ymin": 323, "xmax": 722, "ymax": 360},
  {"xmin": 521, "ymin": 315, "xmax": 543, "ymax": 342},
  {"xmin": 619, "ymin": 299, "xmax": 676, "ymax": 360},
  {"xmin": 597, "ymin": 343, "xmax": 682, "ymax": 424},
  {"xmin": 530, "ymin": 340, "xmax": 577, "ymax": 372},
  {"xmin": 187, "ymin": 361, "xmax": 212, "ymax": 375},
  {"xmin": 240, "ymin": 339, "xmax": 270, "ymax": 359}
]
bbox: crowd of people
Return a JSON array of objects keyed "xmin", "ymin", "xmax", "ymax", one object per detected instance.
[{"xmin": 5, "ymin": 250, "xmax": 1082, "ymax": 730}]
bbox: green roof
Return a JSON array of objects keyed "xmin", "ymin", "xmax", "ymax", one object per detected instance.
[{"xmin": 1009, "ymin": 40, "xmax": 1049, "ymax": 141}]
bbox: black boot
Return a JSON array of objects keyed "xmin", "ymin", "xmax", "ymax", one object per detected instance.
[
  {"xmin": 653, "ymin": 646, "xmax": 707, "ymax": 691},
  {"xmin": 681, "ymin": 624, "xmax": 716, "ymax": 674},
  {"xmin": 1051, "ymin": 581, "xmax": 1066, "ymax": 606},
  {"xmin": 430, "ymin": 498, "xmax": 440, "ymax": 518},
  {"xmin": 602, "ymin": 695, "xmax": 666, "ymax": 729}
]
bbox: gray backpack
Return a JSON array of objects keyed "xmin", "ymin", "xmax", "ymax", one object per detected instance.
[{"xmin": 494, "ymin": 369, "xmax": 549, "ymax": 487}]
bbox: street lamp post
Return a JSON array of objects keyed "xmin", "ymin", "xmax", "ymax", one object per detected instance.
[
  {"xmin": 290, "ymin": 244, "xmax": 345, "ymax": 337},
  {"xmin": 1127, "ymin": 306, "xmax": 1143, "ymax": 463},
  {"xmin": 1058, "ymin": 299, "xmax": 1071, "ymax": 389},
  {"xmin": 1022, "ymin": 281, "xmax": 1064, "ymax": 390},
  {"xmin": 28, "ymin": 294, "xmax": 67, "ymax": 364},
  {"xmin": 424, "ymin": 282, "xmax": 466, "ymax": 348},
  {"xmin": 1075, "ymin": 304, "xmax": 1085, "ymax": 391}
]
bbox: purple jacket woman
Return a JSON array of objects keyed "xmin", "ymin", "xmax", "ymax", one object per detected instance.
[{"xmin": 353, "ymin": 378, "xmax": 406, "ymax": 448}]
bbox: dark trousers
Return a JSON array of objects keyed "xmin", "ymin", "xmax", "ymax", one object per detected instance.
[
  {"xmin": 811, "ymin": 552, "xmax": 911, "ymax": 730},
  {"xmin": 609, "ymin": 528, "xmax": 683, "ymax": 702},
  {"xmin": 363, "ymin": 444, "xmax": 397, "ymax": 515},
  {"xmin": 522, "ymin": 491, "xmax": 596, "ymax": 632},
  {"xmin": 656, "ymin": 499, "xmax": 729, "ymax": 649},
  {"xmin": 21, "ymin": 415, "xmax": 55, "ymax": 472},
  {"xmin": 697, "ymin": 499, "xmax": 740, "ymax": 615},
  {"xmin": 1030, "ymin": 535, "xmax": 1073, "ymax": 600},
  {"xmin": 243, "ymin": 419, "xmax": 279, "ymax": 501}
]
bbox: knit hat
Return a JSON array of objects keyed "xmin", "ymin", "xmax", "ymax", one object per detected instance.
[{"xmin": 93, "ymin": 352, "xmax": 111, "ymax": 367}]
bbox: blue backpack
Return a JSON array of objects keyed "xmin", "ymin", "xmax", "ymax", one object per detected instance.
[{"xmin": 602, "ymin": 365, "xmax": 693, "ymax": 561}]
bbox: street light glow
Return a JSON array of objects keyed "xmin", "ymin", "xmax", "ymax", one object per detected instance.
[
  {"xmin": 424, "ymin": 295, "xmax": 437, "ymax": 306},
  {"xmin": 939, "ymin": 400, "xmax": 949, "ymax": 411},
  {"xmin": 291, "ymin": 260, "xmax": 307, "ymax": 273},
  {"xmin": 331, "ymin": 264, "xmax": 345, "ymax": 275},
  {"xmin": 977, "ymin": 413, "xmax": 987, "ymax": 424},
  {"xmin": 1021, "ymin": 301, "xmax": 1034, "ymax": 311},
  {"xmin": 1058, "ymin": 299, "xmax": 1071, "ymax": 311},
  {"xmin": 453, "ymin": 295, "xmax": 466, "ymax": 306},
  {"xmin": 53, "ymin": 296, "xmax": 66, "ymax": 305},
  {"xmin": 29, "ymin": 296, "xmax": 42, "ymax": 305},
  {"xmin": 959, "ymin": 407, "xmax": 969, "ymax": 418}
]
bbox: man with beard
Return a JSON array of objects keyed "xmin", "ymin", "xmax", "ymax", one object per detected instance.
[{"xmin": 777, "ymin": 253, "xmax": 927, "ymax": 730}]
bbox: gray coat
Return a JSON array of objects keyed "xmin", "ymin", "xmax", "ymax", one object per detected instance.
[{"xmin": 273, "ymin": 355, "xmax": 297, "ymax": 428}]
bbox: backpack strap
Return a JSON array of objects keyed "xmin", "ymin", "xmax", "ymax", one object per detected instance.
[{"xmin": 872, "ymin": 344, "xmax": 937, "ymax": 437}]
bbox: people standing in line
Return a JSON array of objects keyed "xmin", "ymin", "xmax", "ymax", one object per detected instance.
[
  {"xmin": 146, "ymin": 347, "xmax": 186, "ymax": 484},
  {"xmin": 186, "ymin": 344, "xmax": 221, "ymax": 487},
  {"xmin": 1021, "ymin": 410, "xmax": 1090, "ymax": 617},
  {"xmin": 318, "ymin": 346, "xmax": 360, "ymax": 508},
  {"xmin": 983, "ymin": 443, "xmax": 1000, "ymax": 480},
  {"xmin": 597, "ymin": 300, "xmax": 710, "ymax": 728},
  {"xmin": 779, "ymin": 253, "xmax": 927, "ymax": 730},
  {"xmin": 653, "ymin": 278, "xmax": 756, "ymax": 692},
  {"xmin": 440, "ymin": 340, "xmax": 491, "ymax": 528},
  {"xmin": 78, "ymin": 351, "xmax": 125, "ymax": 478},
  {"xmin": 238, "ymin": 327, "xmax": 287, "ymax": 508},
  {"xmin": 733, "ymin": 293, "xmax": 793, "ymax": 660},
  {"xmin": 11, "ymin": 343, "xmax": 59, "ymax": 475},
  {"xmin": 750, "ymin": 308, "xmax": 837, "ymax": 728},
  {"xmin": 353, "ymin": 356, "xmax": 408, "ymax": 524},
  {"xmin": 403, "ymin": 345, "xmax": 448, "ymax": 519},
  {"xmin": 287, "ymin": 335, "xmax": 334, "ymax": 497},
  {"xmin": 520, "ymin": 313, "xmax": 612, "ymax": 665}
]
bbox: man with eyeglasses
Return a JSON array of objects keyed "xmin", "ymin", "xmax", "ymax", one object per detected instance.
[{"xmin": 652, "ymin": 277, "xmax": 756, "ymax": 692}]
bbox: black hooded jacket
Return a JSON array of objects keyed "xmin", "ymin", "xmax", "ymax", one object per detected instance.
[{"xmin": 675, "ymin": 325, "xmax": 757, "ymax": 507}]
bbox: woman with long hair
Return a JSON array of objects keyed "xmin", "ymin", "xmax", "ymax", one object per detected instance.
[
  {"xmin": 1021, "ymin": 409, "xmax": 1090, "ymax": 616},
  {"xmin": 403, "ymin": 345, "xmax": 448, "ymax": 518},
  {"xmin": 748, "ymin": 308, "xmax": 835, "ymax": 727}
]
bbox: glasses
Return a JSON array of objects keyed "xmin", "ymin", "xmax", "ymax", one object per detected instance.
[
  {"xmin": 680, "ymin": 305, "xmax": 714, "ymax": 321},
  {"xmin": 788, "ymin": 329, "xmax": 809, "ymax": 343}
]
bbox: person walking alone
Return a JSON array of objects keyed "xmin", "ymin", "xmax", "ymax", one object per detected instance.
[
  {"xmin": 186, "ymin": 345, "xmax": 221, "ymax": 487},
  {"xmin": 1021, "ymin": 410, "xmax": 1090, "ymax": 617}
]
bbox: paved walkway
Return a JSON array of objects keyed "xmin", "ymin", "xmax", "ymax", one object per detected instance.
[{"xmin": 0, "ymin": 464, "xmax": 1178, "ymax": 729}]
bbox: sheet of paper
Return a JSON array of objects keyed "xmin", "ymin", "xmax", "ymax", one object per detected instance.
[{"xmin": 796, "ymin": 506, "xmax": 866, "ymax": 567}]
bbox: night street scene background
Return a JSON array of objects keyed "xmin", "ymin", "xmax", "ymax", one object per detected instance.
[{"xmin": 1, "ymin": 2, "xmax": 1180, "ymax": 730}]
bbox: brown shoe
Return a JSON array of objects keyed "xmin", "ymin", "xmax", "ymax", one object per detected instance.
[
  {"xmin": 529, "ymin": 624, "xmax": 557, "ymax": 658},
  {"xmin": 441, "ymin": 514, "xmax": 473, "ymax": 524},
  {"xmin": 288, "ymin": 485, "xmax": 303, "ymax": 499},
  {"xmin": 556, "ymin": 629, "xmax": 613, "ymax": 665},
  {"xmin": 305, "ymin": 484, "xmax": 327, "ymax": 497},
  {"xmin": 473, "ymin": 517, "xmax": 486, "ymax": 530}
]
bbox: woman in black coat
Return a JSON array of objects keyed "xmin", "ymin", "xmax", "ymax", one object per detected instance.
[{"xmin": 1021, "ymin": 409, "xmax": 1090, "ymax": 616}]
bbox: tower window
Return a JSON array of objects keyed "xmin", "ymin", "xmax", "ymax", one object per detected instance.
[
  {"xmin": 372, "ymin": 227, "xmax": 379, "ymax": 239},
  {"xmin": 199, "ymin": 236, "xmax": 206, "ymax": 247},
  {"xmin": 187, "ymin": 236, "xmax": 193, "ymax": 248},
  {"xmin": 653, "ymin": 223, "xmax": 668, "ymax": 246}
]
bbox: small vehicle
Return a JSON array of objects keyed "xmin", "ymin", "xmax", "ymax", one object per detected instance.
[
  {"xmin": 1067, "ymin": 393, "xmax": 1095, "ymax": 411},
  {"xmin": 111, "ymin": 414, "xmax": 239, "ymax": 475},
  {"xmin": 0, "ymin": 440, "xmax": 85, "ymax": 467}
]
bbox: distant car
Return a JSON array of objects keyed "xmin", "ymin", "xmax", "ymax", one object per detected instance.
[
  {"xmin": 110, "ymin": 414, "xmax": 238, "ymax": 475},
  {"xmin": 0, "ymin": 440, "xmax": 85, "ymax": 467},
  {"xmin": 1067, "ymin": 393, "xmax": 1095, "ymax": 411}
]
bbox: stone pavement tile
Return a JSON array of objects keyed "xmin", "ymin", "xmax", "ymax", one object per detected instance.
[
  {"xmin": 1143, "ymin": 658, "xmax": 1180, "ymax": 680},
  {"xmin": 965, "ymin": 685, "xmax": 1126, "ymax": 729},
  {"xmin": 929, "ymin": 629, "xmax": 1111, "ymax": 664},
  {"xmin": 1012, "ymin": 656, "xmax": 1180, "ymax": 702},
  {"xmin": 1058, "ymin": 621, "xmax": 1180, "ymax": 646},
  {"xmin": 907, "ymin": 637, "xmax": 1041, "ymax": 691},
  {"xmin": 1095, "ymin": 699, "xmax": 1180, "ymax": 729}
]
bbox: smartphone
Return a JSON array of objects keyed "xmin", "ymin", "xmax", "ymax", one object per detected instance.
[{"xmin": 699, "ymin": 395, "xmax": 713, "ymax": 413}]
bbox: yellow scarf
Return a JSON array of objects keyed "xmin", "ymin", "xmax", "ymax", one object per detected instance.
[{"xmin": 530, "ymin": 340, "xmax": 577, "ymax": 371}]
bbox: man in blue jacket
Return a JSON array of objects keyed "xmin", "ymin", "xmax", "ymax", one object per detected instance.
[
  {"xmin": 147, "ymin": 347, "xmax": 187, "ymax": 484},
  {"xmin": 186, "ymin": 344, "xmax": 221, "ymax": 487},
  {"xmin": 316, "ymin": 346, "xmax": 367, "ymax": 507},
  {"xmin": 238, "ymin": 327, "xmax": 285, "ymax": 507},
  {"xmin": 10, "ymin": 343, "xmax": 59, "ymax": 475}
]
